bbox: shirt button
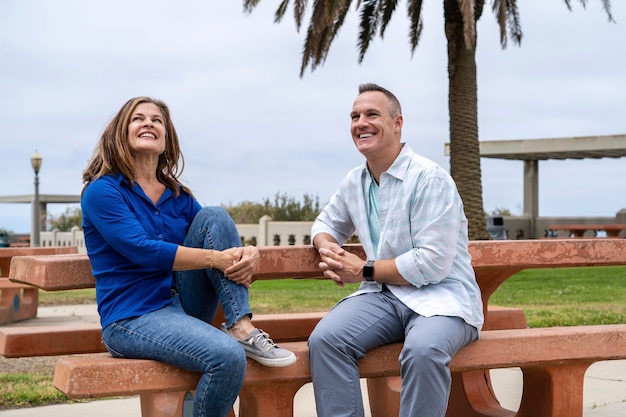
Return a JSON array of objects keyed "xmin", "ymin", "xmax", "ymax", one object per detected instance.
[
  {"xmin": 158, "ymin": 234, "xmax": 163, "ymax": 239},
  {"xmin": 155, "ymin": 210, "xmax": 160, "ymax": 215}
]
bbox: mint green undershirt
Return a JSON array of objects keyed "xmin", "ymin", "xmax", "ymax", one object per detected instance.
[{"xmin": 368, "ymin": 174, "xmax": 380, "ymax": 255}]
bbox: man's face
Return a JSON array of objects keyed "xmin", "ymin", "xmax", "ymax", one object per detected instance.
[{"xmin": 350, "ymin": 91, "xmax": 402, "ymax": 158}]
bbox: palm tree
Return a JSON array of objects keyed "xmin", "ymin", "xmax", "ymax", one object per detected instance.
[{"xmin": 243, "ymin": 0, "xmax": 614, "ymax": 240}]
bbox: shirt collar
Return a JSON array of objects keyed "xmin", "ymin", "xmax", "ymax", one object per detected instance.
[
  {"xmin": 361, "ymin": 142, "xmax": 413, "ymax": 182},
  {"xmin": 112, "ymin": 173, "xmax": 174, "ymax": 204}
]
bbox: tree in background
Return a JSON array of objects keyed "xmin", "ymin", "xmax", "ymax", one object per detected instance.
[
  {"xmin": 44, "ymin": 195, "xmax": 319, "ymax": 230},
  {"xmin": 489, "ymin": 207, "xmax": 512, "ymax": 216},
  {"xmin": 223, "ymin": 200, "xmax": 268, "ymax": 224},
  {"xmin": 223, "ymin": 192, "xmax": 322, "ymax": 223},
  {"xmin": 242, "ymin": 0, "xmax": 613, "ymax": 240},
  {"xmin": 48, "ymin": 206, "xmax": 82, "ymax": 232}
]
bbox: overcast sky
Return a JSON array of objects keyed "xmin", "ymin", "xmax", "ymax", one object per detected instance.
[{"xmin": 1, "ymin": 1, "xmax": 625, "ymax": 233}]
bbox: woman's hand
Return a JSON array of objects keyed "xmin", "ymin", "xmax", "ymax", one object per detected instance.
[{"xmin": 218, "ymin": 246, "xmax": 259, "ymax": 288}]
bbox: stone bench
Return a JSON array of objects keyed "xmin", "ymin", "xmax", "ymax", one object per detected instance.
[{"xmin": 53, "ymin": 324, "xmax": 626, "ymax": 417}]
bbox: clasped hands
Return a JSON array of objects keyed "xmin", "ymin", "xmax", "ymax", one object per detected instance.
[
  {"xmin": 220, "ymin": 246, "xmax": 259, "ymax": 288},
  {"xmin": 317, "ymin": 243, "xmax": 365, "ymax": 287}
]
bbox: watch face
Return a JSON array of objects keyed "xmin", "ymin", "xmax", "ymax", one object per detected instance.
[{"xmin": 363, "ymin": 260, "xmax": 374, "ymax": 280}]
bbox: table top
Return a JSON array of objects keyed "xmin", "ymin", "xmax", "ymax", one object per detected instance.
[{"xmin": 8, "ymin": 239, "xmax": 626, "ymax": 316}]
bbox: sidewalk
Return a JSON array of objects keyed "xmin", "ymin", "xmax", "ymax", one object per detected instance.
[{"xmin": 1, "ymin": 305, "xmax": 625, "ymax": 416}]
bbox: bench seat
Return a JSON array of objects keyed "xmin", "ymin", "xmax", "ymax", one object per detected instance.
[
  {"xmin": 0, "ymin": 323, "xmax": 104, "ymax": 357},
  {"xmin": 0, "ymin": 312, "xmax": 328, "ymax": 358},
  {"xmin": 53, "ymin": 324, "xmax": 626, "ymax": 417},
  {"xmin": 1, "ymin": 306, "xmax": 524, "ymax": 358}
]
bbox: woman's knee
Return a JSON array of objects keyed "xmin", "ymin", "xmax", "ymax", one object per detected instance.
[
  {"xmin": 195, "ymin": 206, "xmax": 231, "ymax": 224},
  {"xmin": 188, "ymin": 206, "xmax": 241, "ymax": 248},
  {"xmin": 223, "ymin": 343, "xmax": 247, "ymax": 371},
  {"xmin": 209, "ymin": 340, "xmax": 247, "ymax": 376}
]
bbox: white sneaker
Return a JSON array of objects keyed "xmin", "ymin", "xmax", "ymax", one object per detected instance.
[{"xmin": 222, "ymin": 324, "xmax": 297, "ymax": 367}]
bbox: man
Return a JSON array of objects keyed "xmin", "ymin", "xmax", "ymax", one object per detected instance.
[{"xmin": 309, "ymin": 83, "xmax": 484, "ymax": 417}]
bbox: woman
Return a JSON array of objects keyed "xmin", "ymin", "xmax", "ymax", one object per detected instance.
[{"xmin": 81, "ymin": 97, "xmax": 295, "ymax": 417}]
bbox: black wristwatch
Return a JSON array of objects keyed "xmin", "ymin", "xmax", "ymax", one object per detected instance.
[{"xmin": 363, "ymin": 260, "xmax": 375, "ymax": 282}]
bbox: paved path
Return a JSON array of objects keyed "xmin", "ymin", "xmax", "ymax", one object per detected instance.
[{"xmin": 1, "ymin": 305, "xmax": 625, "ymax": 416}]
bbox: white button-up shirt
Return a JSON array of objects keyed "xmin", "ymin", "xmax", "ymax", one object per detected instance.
[{"xmin": 312, "ymin": 144, "xmax": 484, "ymax": 331}]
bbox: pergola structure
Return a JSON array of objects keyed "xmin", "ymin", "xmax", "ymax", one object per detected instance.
[
  {"xmin": 0, "ymin": 194, "xmax": 80, "ymax": 244},
  {"xmin": 445, "ymin": 134, "xmax": 626, "ymax": 238}
]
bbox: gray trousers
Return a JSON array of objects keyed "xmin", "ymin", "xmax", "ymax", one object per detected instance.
[{"xmin": 308, "ymin": 286, "xmax": 478, "ymax": 417}]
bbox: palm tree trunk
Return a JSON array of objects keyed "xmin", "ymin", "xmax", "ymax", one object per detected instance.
[{"xmin": 444, "ymin": 0, "xmax": 491, "ymax": 240}]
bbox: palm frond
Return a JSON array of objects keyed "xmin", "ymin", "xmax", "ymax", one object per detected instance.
[
  {"xmin": 271, "ymin": 1, "xmax": 309, "ymax": 28},
  {"xmin": 330, "ymin": 2, "xmax": 353, "ymax": 44},
  {"xmin": 379, "ymin": 0, "xmax": 400, "ymax": 38},
  {"xmin": 563, "ymin": 0, "xmax": 575, "ymax": 11},
  {"xmin": 600, "ymin": 0, "xmax": 615, "ymax": 22},
  {"xmin": 491, "ymin": 0, "xmax": 507, "ymax": 46},
  {"xmin": 274, "ymin": 0, "xmax": 290, "ymax": 23},
  {"xmin": 491, "ymin": 0, "xmax": 522, "ymax": 47},
  {"xmin": 407, "ymin": 0, "xmax": 424, "ymax": 56},
  {"xmin": 576, "ymin": 0, "xmax": 615, "ymax": 22},
  {"xmin": 457, "ymin": 0, "xmax": 476, "ymax": 49},
  {"xmin": 324, "ymin": 0, "xmax": 353, "ymax": 61},
  {"xmin": 243, "ymin": 0, "xmax": 262, "ymax": 13},
  {"xmin": 293, "ymin": 0, "xmax": 311, "ymax": 27},
  {"xmin": 504, "ymin": 0, "xmax": 523, "ymax": 45},
  {"xmin": 357, "ymin": 0, "xmax": 380, "ymax": 63},
  {"xmin": 300, "ymin": 2, "xmax": 327, "ymax": 73},
  {"xmin": 300, "ymin": 0, "xmax": 353, "ymax": 76},
  {"xmin": 563, "ymin": 0, "xmax": 614, "ymax": 22}
]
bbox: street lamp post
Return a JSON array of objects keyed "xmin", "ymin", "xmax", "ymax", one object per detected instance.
[{"xmin": 31, "ymin": 151, "xmax": 42, "ymax": 247}]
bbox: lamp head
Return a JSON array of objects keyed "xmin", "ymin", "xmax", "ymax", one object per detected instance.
[{"xmin": 31, "ymin": 151, "xmax": 42, "ymax": 174}]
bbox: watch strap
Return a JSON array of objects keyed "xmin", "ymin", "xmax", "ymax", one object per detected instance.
[{"xmin": 363, "ymin": 260, "xmax": 375, "ymax": 281}]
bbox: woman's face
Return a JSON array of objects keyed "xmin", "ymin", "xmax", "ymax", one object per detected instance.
[{"xmin": 127, "ymin": 102, "xmax": 166, "ymax": 157}]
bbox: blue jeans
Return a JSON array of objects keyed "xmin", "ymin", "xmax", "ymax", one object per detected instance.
[
  {"xmin": 308, "ymin": 286, "xmax": 478, "ymax": 417},
  {"xmin": 102, "ymin": 207, "xmax": 250, "ymax": 417}
]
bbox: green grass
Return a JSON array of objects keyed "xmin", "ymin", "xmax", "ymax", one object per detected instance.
[
  {"xmin": 249, "ymin": 279, "xmax": 360, "ymax": 313},
  {"xmin": 39, "ymin": 289, "xmax": 97, "ymax": 306},
  {"xmin": 490, "ymin": 266, "xmax": 626, "ymax": 327},
  {"xmin": 2, "ymin": 265, "xmax": 625, "ymax": 409},
  {"xmin": 254, "ymin": 266, "xmax": 626, "ymax": 327},
  {"xmin": 0, "ymin": 374, "xmax": 72, "ymax": 408}
]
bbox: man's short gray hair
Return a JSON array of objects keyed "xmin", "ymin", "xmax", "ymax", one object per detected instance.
[{"xmin": 358, "ymin": 83, "xmax": 402, "ymax": 117}]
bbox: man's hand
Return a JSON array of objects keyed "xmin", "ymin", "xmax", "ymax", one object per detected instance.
[{"xmin": 318, "ymin": 246, "xmax": 365, "ymax": 287}]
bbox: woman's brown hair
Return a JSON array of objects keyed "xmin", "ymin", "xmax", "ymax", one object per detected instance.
[{"xmin": 82, "ymin": 97, "xmax": 192, "ymax": 197}]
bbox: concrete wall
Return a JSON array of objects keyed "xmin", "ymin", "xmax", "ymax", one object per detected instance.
[{"xmin": 39, "ymin": 226, "xmax": 86, "ymax": 252}]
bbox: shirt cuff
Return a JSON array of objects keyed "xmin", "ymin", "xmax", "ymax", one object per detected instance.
[{"xmin": 395, "ymin": 250, "xmax": 427, "ymax": 287}]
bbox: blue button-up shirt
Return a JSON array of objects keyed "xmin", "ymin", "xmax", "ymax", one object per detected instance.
[
  {"xmin": 312, "ymin": 144, "xmax": 484, "ymax": 330},
  {"xmin": 82, "ymin": 174, "xmax": 201, "ymax": 329}
]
